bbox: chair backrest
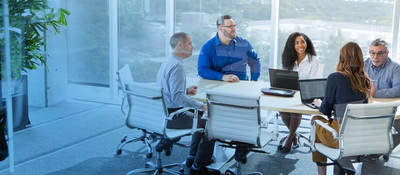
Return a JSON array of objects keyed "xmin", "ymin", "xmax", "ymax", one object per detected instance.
[
  {"xmin": 125, "ymin": 82, "xmax": 168, "ymax": 135},
  {"xmin": 205, "ymin": 90, "xmax": 262, "ymax": 147},
  {"xmin": 338, "ymin": 102, "xmax": 400, "ymax": 158},
  {"xmin": 117, "ymin": 65, "xmax": 134, "ymax": 92},
  {"xmin": 334, "ymin": 99, "xmax": 365, "ymax": 120}
]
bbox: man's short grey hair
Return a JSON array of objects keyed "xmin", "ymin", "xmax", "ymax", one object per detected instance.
[
  {"xmin": 216, "ymin": 15, "xmax": 232, "ymax": 27},
  {"xmin": 370, "ymin": 38, "xmax": 389, "ymax": 51},
  {"xmin": 170, "ymin": 32, "xmax": 189, "ymax": 49}
]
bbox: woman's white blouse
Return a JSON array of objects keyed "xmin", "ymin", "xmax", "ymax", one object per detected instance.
[{"xmin": 293, "ymin": 54, "xmax": 322, "ymax": 79}]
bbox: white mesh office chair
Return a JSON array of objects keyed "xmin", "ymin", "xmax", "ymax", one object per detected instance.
[
  {"xmin": 116, "ymin": 65, "xmax": 154, "ymax": 158},
  {"xmin": 205, "ymin": 90, "xmax": 269, "ymax": 175},
  {"xmin": 124, "ymin": 82, "xmax": 201, "ymax": 175},
  {"xmin": 311, "ymin": 102, "xmax": 400, "ymax": 174}
]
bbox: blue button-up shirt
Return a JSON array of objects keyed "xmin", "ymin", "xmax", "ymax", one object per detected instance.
[
  {"xmin": 364, "ymin": 57, "xmax": 400, "ymax": 98},
  {"xmin": 198, "ymin": 33, "xmax": 261, "ymax": 81},
  {"xmin": 157, "ymin": 54, "xmax": 203, "ymax": 109}
]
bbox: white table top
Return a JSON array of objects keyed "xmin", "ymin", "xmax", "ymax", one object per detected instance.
[{"xmin": 191, "ymin": 79, "xmax": 400, "ymax": 118}]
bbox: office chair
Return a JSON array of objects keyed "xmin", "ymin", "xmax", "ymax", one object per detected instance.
[
  {"xmin": 116, "ymin": 65, "xmax": 155, "ymax": 158},
  {"xmin": 121, "ymin": 81, "xmax": 201, "ymax": 175},
  {"xmin": 205, "ymin": 90, "xmax": 269, "ymax": 175},
  {"xmin": 310, "ymin": 102, "xmax": 400, "ymax": 175}
]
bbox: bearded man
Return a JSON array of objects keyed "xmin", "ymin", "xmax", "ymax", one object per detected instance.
[{"xmin": 197, "ymin": 15, "xmax": 261, "ymax": 82}]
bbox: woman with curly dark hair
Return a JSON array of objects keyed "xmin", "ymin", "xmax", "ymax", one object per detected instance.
[{"xmin": 278, "ymin": 32, "xmax": 321, "ymax": 153}]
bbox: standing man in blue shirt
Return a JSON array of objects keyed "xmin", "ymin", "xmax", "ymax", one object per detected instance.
[
  {"xmin": 198, "ymin": 14, "xmax": 261, "ymax": 82},
  {"xmin": 364, "ymin": 38, "xmax": 400, "ymax": 98}
]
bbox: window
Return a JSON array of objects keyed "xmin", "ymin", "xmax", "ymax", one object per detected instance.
[
  {"xmin": 118, "ymin": 0, "xmax": 166, "ymax": 82},
  {"xmin": 279, "ymin": 0, "xmax": 394, "ymax": 77},
  {"xmin": 66, "ymin": 0, "xmax": 110, "ymax": 86},
  {"xmin": 175, "ymin": 0, "xmax": 272, "ymax": 81}
]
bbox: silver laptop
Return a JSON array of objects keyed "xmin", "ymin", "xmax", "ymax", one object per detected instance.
[{"xmin": 299, "ymin": 79, "xmax": 327, "ymax": 109}]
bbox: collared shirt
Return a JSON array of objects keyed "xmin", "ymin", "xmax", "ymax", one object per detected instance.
[
  {"xmin": 364, "ymin": 57, "xmax": 400, "ymax": 98},
  {"xmin": 157, "ymin": 54, "xmax": 203, "ymax": 109},
  {"xmin": 293, "ymin": 54, "xmax": 322, "ymax": 79},
  {"xmin": 198, "ymin": 33, "xmax": 261, "ymax": 81}
]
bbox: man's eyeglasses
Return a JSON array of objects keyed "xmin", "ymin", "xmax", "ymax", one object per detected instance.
[
  {"xmin": 222, "ymin": 25, "xmax": 236, "ymax": 29},
  {"xmin": 369, "ymin": 51, "xmax": 387, "ymax": 56}
]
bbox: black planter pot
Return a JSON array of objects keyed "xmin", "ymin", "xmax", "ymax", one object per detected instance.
[{"xmin": 0, "ymin": 75, "xmax": 30, "ymax": 131}]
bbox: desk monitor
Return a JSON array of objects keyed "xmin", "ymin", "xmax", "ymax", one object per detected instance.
[
  {"xmin": 299, "ymin": 78, "xmax": 327, "ymax": 109},
  {"xmin": 268, "ymin": 68, "xmax": 299, "ymax": 90}
]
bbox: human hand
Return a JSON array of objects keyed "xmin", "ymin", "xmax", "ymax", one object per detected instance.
[
  {"xmin": 222, "ymin": 74, "xmax": 240, "ymax": 82},
  {"xmin": 187, "ymin": 86, "xmax": 198, "ymax": 95},
  {"xmin": 312, "ymin": 99, "xmax": 322, "ymax": 108},
  {"xmin": 370, "ymin": 81, "xmax": 376, "ymax": 97},
  {"xmin": 200, "ymin": 104, "xmax": 207, "ymax": 111}
]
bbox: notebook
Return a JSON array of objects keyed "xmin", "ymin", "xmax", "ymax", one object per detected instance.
[
  {"xmin": 298, "ymin": 79, "xmax": 327, "ymax": 109},
  {"xmin": 261, "ymin": 69, "xmax": 299, "ymax": 97}
]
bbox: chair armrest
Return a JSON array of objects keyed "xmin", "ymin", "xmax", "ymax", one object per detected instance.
[
  {"xmin": 311, "ymin": 119, "xmax": 338, "ymax": 152},
  {"xmin": 166, "ymin": 107, "xmax": 194, "ymax": 120},
  {"xmin": 166, "ymin": 108, "xmax": 204, "ymax": 134},
  {"xmin": 120, "ymin": 95, "xmax": 128, "ymax": 118},
  {"xmin": 312, "ymin": 120, "xmax": 339, "ymax": 140},
  {"xmin": 200, "ymin": 111, "xmax": 208, "ymax": 120}
]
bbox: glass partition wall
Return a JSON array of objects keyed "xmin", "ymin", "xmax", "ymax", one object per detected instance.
[
  {"xmin": 118, "ymin": 0, "xmax": 166, "ymax": 82},
  {"xmin": 279, "ymin": 0, "xmax": 395, "ymax": 77},
  {"xmin": 175, "ymin": 0, "xmax": 272, "ymax": 82},
  {"xmin": 40, "ymin": 0, "xmax": 400, "ymax": 104}
]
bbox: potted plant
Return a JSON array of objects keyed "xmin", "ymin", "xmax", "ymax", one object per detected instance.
[{"xmin": 0, "ymin": 0, "xmax": 69, "ymax": 130}]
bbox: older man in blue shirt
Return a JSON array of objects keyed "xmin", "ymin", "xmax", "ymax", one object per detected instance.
[
  {"xmin": 198, "ymin": 14, "xmax": 261, "ymax": 82},
  {"xmin": 364, "ymin": 38, "xmax": 400, "ymax": 98}
]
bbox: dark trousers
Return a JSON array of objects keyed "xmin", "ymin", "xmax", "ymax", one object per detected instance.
[{"xmin": 167, "ymin": 108, "xmax": 214, "ymax": 167}]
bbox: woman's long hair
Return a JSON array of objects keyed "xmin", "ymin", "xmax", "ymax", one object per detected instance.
[
  {"xmin": 282, "ymin": 32, "xmax": 316, "ymax": 70},
  {"xmin": 336, "ymin": 42, "xmax": 371, "ymax": 97}
]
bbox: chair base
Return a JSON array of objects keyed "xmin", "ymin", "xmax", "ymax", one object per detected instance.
[
  {"xmin": 126, "ymin": 152, "xmax": 184, "ymax": 175},
  {"xmin": 278, "ymin": 132, "xmax": 312, "ymax": 152},
  {"xmin": 116, "ymin": 131, "xmax": 154, "ymax": 158}
]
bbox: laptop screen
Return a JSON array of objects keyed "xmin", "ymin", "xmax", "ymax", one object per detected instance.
[
  {"xmin": 268, "ymin": 68, "xmax": 299, "ymax": 90},
  {"xmin": 299, "ymin": 79, "xmax": 327, "ymax": 102}
]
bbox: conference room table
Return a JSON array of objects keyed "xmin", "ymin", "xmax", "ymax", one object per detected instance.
[{"xmin": 191, "ymin": 78, "xmax": 400, "ymax": 119}]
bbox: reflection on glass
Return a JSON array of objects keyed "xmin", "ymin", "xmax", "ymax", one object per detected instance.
[
  {"xmin": 118, "ymin": 0, "xmax": 166, "ymax": 82},
  {"xmin": 175, "ymin": 0, "xmax": 272, "ymax": 81},
  {"xmin": 67, "ymin": 0, "xmax": 110, "ymax": 87},
  {"xmin": 279, "ymin": 0, "xmax": 394, "ymax": 77}
]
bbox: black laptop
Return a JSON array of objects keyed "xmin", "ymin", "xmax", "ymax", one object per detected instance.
[
  {"xmin": 261, "ymin": 69, "xmax": 299, "ymax": 97},
  {"xmin": 298, "ymin": 79, "xmax": 327, "ymax": 109}
]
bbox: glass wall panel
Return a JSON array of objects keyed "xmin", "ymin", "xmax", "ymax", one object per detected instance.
[
  {"xmin": 175, "ymin": 0, "xmax": 272, "ymax": 81},
  {"xmin": 279, "ymin": 0, "xmax": 394, "ymax": 77},
  {"xmin": 66, "ymin": 0, "xmax": 110, "ymax": 87},
  {"xmin": 118, "ymin": 0, "xmax": 166, "ymax": 82}
]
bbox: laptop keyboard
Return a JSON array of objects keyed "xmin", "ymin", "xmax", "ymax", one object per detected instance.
[{"xmin": 304, "ymin": 103, "xmax": 318, "ymax": 109}]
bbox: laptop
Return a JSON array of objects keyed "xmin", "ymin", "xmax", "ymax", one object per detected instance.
[
  {"xmin": 268, "ymin": 68, "xmax": 299, "ymax": 90},
  {"xmin": 298, "ymin": 79, "xmax": 327, "ymax": 109},
  {"xmin": 261, "ymin": 69, "xmax": 299, "ymax": 97}
]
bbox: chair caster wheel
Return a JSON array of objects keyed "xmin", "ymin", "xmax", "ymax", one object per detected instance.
[
  {"xmin": 383, "ymin": 155, "xmax": 389, "ymax": 161},
  {"xmin": 178, "ymin": 168, "xmax": 184, "ymax": 175},
  {"xmin": 121, "ymin": 136, "xmax": 127, "ymax": 143},
  {"xmin": 116, "ymin": 149, "xmax": 122, "ymax": 155},
  {"xmin": 146, "ymin": 152, "xmax": 152, "ymax": 158},
  {"xmin": 225, "ymin": 169, "xmax": 235, "ymax": 175},
  {"xmin": 145, "ymin": 162, "xmax": 152, "ymax": 168}
]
